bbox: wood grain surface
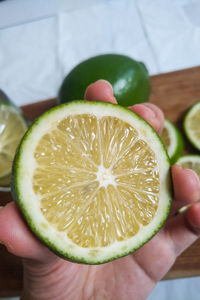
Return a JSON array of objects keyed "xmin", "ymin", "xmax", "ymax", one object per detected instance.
[{"xmin": 0, "ymin": 66, "xmax": 200, "ymax": 296}]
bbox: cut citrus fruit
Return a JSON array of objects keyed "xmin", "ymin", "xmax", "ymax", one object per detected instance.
[
  {"xmin": 160, "ymin": 119, "xmax": 184, "ymax": 165},
  {"xmin": 0, "ymin": 91, "xmax": 28, "ymax": 190},
  {"xmin": 12, "ymin": 101, "xmax": 171, "ymax": 264},
  {"xmin": 176, "ymin": 154, "xmax": 200, "ymax": 214},
  {"xmin": 184, "ymin": 102, "xmax": 200, "ymax": 151},
  {"xmin": 58, "ymin": 54, "xmax": 150, "ymax": 107},
  {"xmin": 176, "ymin": 155, "xmax": 200, "ymax": 179}
]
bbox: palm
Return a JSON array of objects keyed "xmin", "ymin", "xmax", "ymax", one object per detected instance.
[
  {"xmin": 69, "ymin": 255, "xmax": 148, "ymax": 300},
  {"xmin": 62, "ymin": 250, "xmax": 158, "ymax": 300},
  {"xmin": 22, "ymin": 227, "xmax": 175, "ymax": 300}
]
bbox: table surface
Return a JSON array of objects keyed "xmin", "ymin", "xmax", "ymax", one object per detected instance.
[{"xmin": 0, "ymin": 66, "xmax": 200, "ymax": 297}]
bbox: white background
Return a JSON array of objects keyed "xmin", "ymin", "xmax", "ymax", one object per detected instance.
[{"xmin": 0, "ymin": 0, "xmax": 200, "ymax": 299}]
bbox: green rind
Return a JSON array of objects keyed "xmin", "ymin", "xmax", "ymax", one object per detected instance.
[
  {"xmin": 58, "ymin": 54, "xmax": 151, "ymax": 107},
  {"xmin": 166, "ymin": 120, "xmax": 184, "ymax": 165},
  {"xmin": 183, "ymin": 102, "xmax": 200, "ymax": 151},
  {"xmin": 12, "ymin": 100, "xmax": 172, "ymax": 264},
  {"xmin": 171, "ymin": 125, "xmax": 184, "ymax": 165}
]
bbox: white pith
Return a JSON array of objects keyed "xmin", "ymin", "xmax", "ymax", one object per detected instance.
[
  {"xmin": 16, "ymin": 102, "xmax": 171, "ymax": 262},
  {"xmin": 96, "ymin": 165, "xmax": 116, "ymax": 188},
  {"xmin": 163, "ymin": 120, "xmax": 178, "ymax": 157}
]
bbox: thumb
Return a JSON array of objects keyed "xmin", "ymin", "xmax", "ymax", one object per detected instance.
[{"xmin": 84, "ymin": 79, "xmax": 117, "ymax": 103}]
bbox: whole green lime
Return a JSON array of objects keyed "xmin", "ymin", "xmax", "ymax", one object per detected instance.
[{"xmin": 58, "ymin": 54, "xmax": 151, "ymax": 106}]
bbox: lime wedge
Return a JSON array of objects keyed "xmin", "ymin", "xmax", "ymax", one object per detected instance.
[
  {"xmin": 160, "ymin": 119, "xmax": 184, "ymax": 165},
  {"xmin": 0, "ymin": 92, "xmax": 28, "ymax": 189},
  {"xmin": 184, "ymin": 102, "xmax": 200, "ymax": 150}
]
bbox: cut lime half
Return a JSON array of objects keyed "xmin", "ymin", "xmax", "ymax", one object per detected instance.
[
  {"xmin": 12, "ymin": 101, "xmax": 171, "ymax": 264},
  {"xmin": 184, "ymin": 102, "xmax": 200, "ymax": 151},
  {"xmin": 0, "ymin": 95, "xmax": 28, "ymax": 190},
  {"xmin": 160, "ymin": 119, "xmax": 184, "ymax": 165}
]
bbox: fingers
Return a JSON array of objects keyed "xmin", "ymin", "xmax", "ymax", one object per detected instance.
[
  {"xmin": 84, "ymin": 79, "xmax": 117, "ymax": 104},
  {"xmin": 0, "ymin": 202, "xmax": 55, "ymax": 263},
  {"xmin": 186, "ymin": 202, "xmax": 200, "ymax": 232},
  {"xmin": 164, "ymin": 202, "xmax": 200, "ymax": 257},
  {"xmin": 170, "ymin": 165, "xmax": 200, "ymax": 216},
  {"xmin": 133, "ymin": 203, "xmax": 200, "ymax": 282},
  {"xmin": 129, "ymin": 103, "xmax": 164, "ymax": 135},
  {"xmin": 85, "ymin": 80, "xmax": 164, "ymax": 135}
]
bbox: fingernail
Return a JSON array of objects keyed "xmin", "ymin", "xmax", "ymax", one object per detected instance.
[
  {"xmin": 97, "ymin": 79, "xmax": 112, "ymax": 86},
  {"xmin": 147, "ymin": 107, "xmax": 159, "ymax": 131},
  {"xmin": 147, "ymin": 106, "xmax": 156, "ymax": 118}
]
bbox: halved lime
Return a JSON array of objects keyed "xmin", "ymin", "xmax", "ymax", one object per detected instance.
[
  {"xmin": 12, "ymin": 101, "xmax": 171, "ymax": 264},
  {"xmin": 0, "ymin": 91, "xmax": 28, "ymax": 190},
  {"xmin": 184, "ymin": 102, "xmax": 200, "ymax": 151},
  {"xmin": 58, "ymin": 54, "xmax": 151, "ymax": 107},
  {"xmin": 176, "ymin": 155, "xmax": 200, "ymax": 179},
  {"xmin": 160, "ymin": 119, "xmax": 184, "ymax": 165}
]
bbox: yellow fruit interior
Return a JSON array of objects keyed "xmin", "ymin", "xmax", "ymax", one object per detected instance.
[
  {"xmin": 161, "ymin": 127, "xmax": 170, "ymax": 149},
  {"xmin": 0, "ymin": 106, "xmax": 27, "ymax": 179},
  {"xmin": 33, "ymin": 114, "xmax": 160, "ymax": 248},
  {"xmin": 188, "ymin": 108, "xmax": 200, "ymax": 140}
]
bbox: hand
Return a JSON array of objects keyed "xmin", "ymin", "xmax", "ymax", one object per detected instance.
[{"xmin": 0, "ymin": 80, "xmax": 200, "ymax": 300}]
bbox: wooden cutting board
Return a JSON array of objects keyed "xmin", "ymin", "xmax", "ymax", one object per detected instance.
[{"xmin": 1, "ymin": 66, "xmax": 200, "ymax": 297}]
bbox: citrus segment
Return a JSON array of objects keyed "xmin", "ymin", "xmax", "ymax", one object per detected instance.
[
  {"xmin": 184, "ymin": 102, "xmax": 200, "ymax": 150},
  {"xmin": 33, "ymin": 114, "xmax": 160, "ymax": 248},
  {"xmin": 12, "ymin": 101, "xmax": 171, "ymax": 264}
]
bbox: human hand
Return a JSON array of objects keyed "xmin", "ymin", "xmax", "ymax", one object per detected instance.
[{"xmin": 0, "ymin": 80, "xmax": 200, "ymax": 300}]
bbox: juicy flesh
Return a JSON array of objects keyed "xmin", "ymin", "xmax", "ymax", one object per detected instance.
[
  {"xmin": 33, "ymin": 114, "xmax": 160, "ymax": 248},
  {"xmin": 0, "ymin": 106, "xmax": 26, "ymax": 178},
  {"xmin": 161, "ymin": 127, "xmax": 170, "ymax": 148}
]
